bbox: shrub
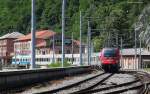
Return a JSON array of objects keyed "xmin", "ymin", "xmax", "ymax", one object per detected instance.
[{"xmin": 48, "ymin": 60, "xmax": 71, "ymax": 68}]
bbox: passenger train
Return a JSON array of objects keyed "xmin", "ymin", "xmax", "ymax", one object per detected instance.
[{"xmin": 99, "ymin": 48, "xmax": 120, "ymax": 72}]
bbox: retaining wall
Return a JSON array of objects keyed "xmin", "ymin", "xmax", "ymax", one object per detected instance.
[{"xmin": 0, "ymin": 66, "xmax": 91, "ymax": 91}]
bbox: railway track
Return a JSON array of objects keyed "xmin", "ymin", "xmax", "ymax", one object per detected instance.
[
  {"xmin": 36, "ymin": 70, "xmax": 150, "ymax": 94},
  {"xmin": 69, "ymin": 73, "xmax": 114, "ymax": 94},
  {"xmin": 35, "ymin": 72, "xmax": 108, "ymax": 94},
  {"xmin": 135, "ymin": 71, "xmax": 150, "ymax": 94},
  {"xmin": 80, "ymin": 79, "xmax": 142, "ymax": 94}
]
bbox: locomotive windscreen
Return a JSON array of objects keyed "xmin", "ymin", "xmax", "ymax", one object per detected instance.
[{"xmin": 104, "ymin": 49, "xmax": 116, "ymax": 57}]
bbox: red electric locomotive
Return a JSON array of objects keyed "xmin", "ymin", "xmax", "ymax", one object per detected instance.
[{"xmin": 99, "ymin": 48, "xmax": 120, "ymax": 72}]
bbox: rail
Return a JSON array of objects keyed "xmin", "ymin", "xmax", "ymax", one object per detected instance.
[{"xmin": 35, "ymin": 70, "xmax": 150, "ymax": 94}]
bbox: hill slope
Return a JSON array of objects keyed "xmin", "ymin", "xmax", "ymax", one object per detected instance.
[{"xmin": 0, "ymin": 0, "xmax": 149, "ymax": 51}]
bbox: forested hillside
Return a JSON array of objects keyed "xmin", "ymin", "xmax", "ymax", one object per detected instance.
[{"xmin": 0, "ymin": 0, "xmax": 149, "ymax": 51}]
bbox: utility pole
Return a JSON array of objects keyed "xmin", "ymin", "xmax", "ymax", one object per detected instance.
[
  {"xmin": 120, "ymin": 37, "xmax": 123, "ymax": 68},
  {"xmin": 135, "ymin": 28, "xmax": 137, "ymax": 70},
  {"xmin": 15, "ymin": 46, "xmax": 17, "ymax": 67},
  {"xmin": 61, "ymin": 0, "xmax": 66, "ymax": 67},
  {"xmin": 80, "ymin": 14, "xmax": 102, "ymax": 65},
  {"xmin": 71, "ymin": 32, "xmax": 74, "ymax": 64},
  {"xmin": 87, "ymin": 21, "xmax": 91, "ymax": 65},
  {"xmin": 127, "ymin": 1, "xmax": 143, "ymax": 70},
  {"xmin": 31, "ymin": 0, "xmax": 36, "ymax": 69},
  {"xmin": 139, "ymin": 35, "xmax": 142, "ymax": 69},
  {"xmin": 79, "ymin": 11, "xmax": 83, "ymax": 66},
  {"xmin": 107, "ymin": 32, "xmax": 110, "ymax": 47},
  {"xmin": 116, "ymin": 32, "xmax": 118, "ymax": 48},
  {"xmin": 52, "ymin": 34, "xmax": 55, "ymax": 63}
]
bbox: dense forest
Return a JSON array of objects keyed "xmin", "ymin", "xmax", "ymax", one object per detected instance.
[{"xmin": 0, "ymin": 0, "xmax": 149, "ymax": 51}]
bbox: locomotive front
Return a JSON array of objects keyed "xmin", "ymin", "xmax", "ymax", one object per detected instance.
[{"xmin": 99, "ymin": 48, "xmax": 120, "ymax": 72}]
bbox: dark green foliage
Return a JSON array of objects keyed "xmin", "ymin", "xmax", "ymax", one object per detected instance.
[{"xmin": 0, "ymin": 0, "xmax": 149, "ymax": 51}]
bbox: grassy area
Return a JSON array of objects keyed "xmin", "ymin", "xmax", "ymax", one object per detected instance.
[
  {"xmin": 48, "ymin": 61, "xmax": 72, "ymax": 68},
  {"xmin": 143, "ymin": 68, "xmax": 150, "ymax": 71}
]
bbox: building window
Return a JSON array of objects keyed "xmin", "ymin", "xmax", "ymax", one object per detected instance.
[
  {"xmin": 46, "ymin": 58, "xmax": 48, "ymax": 62},
  {"xmin": 36, "ymin": 58, "xmax": 38, "ymax": 61},
  {"xmin": 40, "ymin": 58, "xmax": 42, "ymax": 62},
  {"xmin": 42, "ymin": 51, "xmax": 45, "ymax": 55},
  {"xmin": 66, "ymin": 50, "xmax": 70, "ymax": 54},
  {"xmin": 58, "ymin": 58, "xmax": 61, "ymax": 62}
]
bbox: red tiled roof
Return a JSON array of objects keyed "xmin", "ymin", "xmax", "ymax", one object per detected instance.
[
  {"xmin": 0, "ymin": 32, "xmax": 24, "ymax": 39},
  {"xmin": 16, "ymin": 30, "xmax": 56, "ymax": 41},
  {"xmin": 36, "ymin": 41, "xmax": 46, "ymax": 47}
]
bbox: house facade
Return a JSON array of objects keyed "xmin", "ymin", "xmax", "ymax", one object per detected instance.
[
  {"xmin": 121, "ymin": 48, "xmax": 150, "ymax": 69},
  {"xmin": 0, "ymin": 32, "xmax": 24, "ymax": 65},
  {"xmin": 12, "ymin": 30, "xmax": 83, "ymax": 66}
]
